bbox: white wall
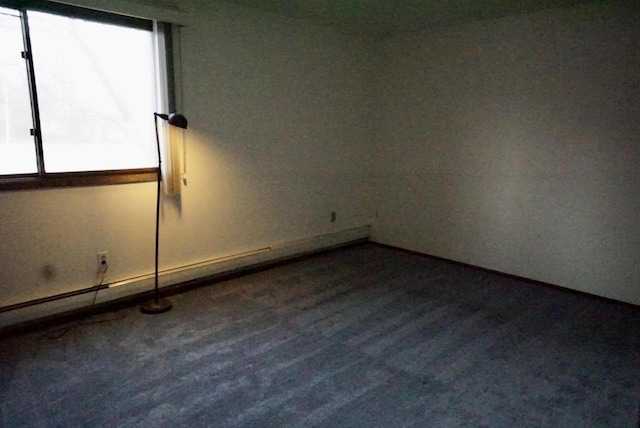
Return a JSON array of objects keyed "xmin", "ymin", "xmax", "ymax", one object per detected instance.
[
  {"xmin": 0, "ymin": 1, "xmax": 374, "ymax": 322},
  {"xmin": 372, "ymin": 2, "xmax": 640, "ymax": 304}
]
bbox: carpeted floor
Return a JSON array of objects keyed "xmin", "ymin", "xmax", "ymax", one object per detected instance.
[{"xmin": 1, "ymin": 243, "xmax": 639, "ymax": 427}]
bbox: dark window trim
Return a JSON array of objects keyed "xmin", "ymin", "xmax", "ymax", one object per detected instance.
[
  {"xmin": 0, "ymin": 0, "xmax": 152, "ymax": 30},
  {"xmin": 0, "ymin": 169, "xmax": 157, "ymax": 191},
  {"xmin": 162, "ymin": 22, "xmax": 176, "ymax": 112},
  {"xmin": 21, "ymin": 9, "xmax": 46, "ymax": 176},
  {"xmin": 0, "ymin": 0, "xmax": 166, "ymax": 192}
]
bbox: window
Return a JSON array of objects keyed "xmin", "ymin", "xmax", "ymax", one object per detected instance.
[{"xmin": 0, "ymin": 1, "xmax": 173, "ymax": 190}]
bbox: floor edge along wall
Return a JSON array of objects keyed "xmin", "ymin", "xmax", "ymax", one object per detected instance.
[{"xmin": 0, "ymin": 225, "xmax": 372, "ymax": 331}]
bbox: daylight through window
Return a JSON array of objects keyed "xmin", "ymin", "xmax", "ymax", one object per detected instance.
[{"xmin": 0, "ymin": 2, "xmax": 169, "ymax": 189}]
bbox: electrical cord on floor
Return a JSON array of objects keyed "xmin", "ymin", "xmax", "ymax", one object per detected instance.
[{"xmin": 45, "ymin": 262, "xmax": 127, "ymax": 340}]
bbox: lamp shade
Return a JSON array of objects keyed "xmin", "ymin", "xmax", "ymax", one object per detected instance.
[{"xmin": 167, "ymin": 113, "xmax": 187, "ymax": 129}]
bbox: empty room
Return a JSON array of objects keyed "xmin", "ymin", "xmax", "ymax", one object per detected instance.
[{"xmin": 1, "ymin": 0, "xmax": 639, "ymax": 426}]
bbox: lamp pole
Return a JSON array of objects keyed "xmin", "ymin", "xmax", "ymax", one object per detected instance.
[{"xmin": 140, "ymin": 113, "xmax": 187, "ymax": 314}]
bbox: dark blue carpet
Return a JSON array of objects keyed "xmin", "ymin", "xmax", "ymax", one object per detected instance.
[{"xmin": 1, "ymin": 243, "xmax": 638, "ymax": 427}]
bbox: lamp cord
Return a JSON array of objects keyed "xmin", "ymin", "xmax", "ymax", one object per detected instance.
[{"xmin": 44, "ymin": 262, "xmax": 126, "ymax": 340}]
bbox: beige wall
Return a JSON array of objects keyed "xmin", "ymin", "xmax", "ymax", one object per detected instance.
[{"xmin": 371, "ymin": 2, "xmax": 640, "ymax": 304}]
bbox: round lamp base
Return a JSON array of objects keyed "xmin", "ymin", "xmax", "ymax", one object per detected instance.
[{"xmin": 140, "ymin": 298, "xmax": 173, "ymax": 314}]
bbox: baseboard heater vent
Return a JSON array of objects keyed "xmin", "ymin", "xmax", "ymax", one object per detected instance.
[
  {"xmin": 0, "ymin": 225, "xmax": 372, "ymax": 330},
  {"xmin": 0, "ymin": 284, "xmax": 109, "ymax": 314},
  {"xmin": 107, "ymin": 247, "xmax": 272, "ymax": 289}
]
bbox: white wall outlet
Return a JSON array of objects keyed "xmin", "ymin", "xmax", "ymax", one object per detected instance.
[{"xmin": 97, "ymin": 251, "xmax": 108, "ymax": 272}]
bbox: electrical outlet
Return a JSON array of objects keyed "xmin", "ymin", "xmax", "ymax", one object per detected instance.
[
  {"xmin": 97, "ymin": 251, "xmax": 108, "ymax": 272},
  {"xmin": 330, "ymin": 211, "xmax": 336, "ymax": 223}
]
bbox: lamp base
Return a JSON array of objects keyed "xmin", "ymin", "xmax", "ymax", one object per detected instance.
[{"xmin": 140, "ymin": 298, "xmax": 173, "ymax": 314}]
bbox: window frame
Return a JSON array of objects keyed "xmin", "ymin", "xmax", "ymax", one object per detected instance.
[{"xmin": 0, "ymin": 0, "xmax": 173, "ymax": 191}]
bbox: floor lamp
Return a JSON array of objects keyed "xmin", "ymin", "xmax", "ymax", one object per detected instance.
[{"xmin": 140, "ymin": 112, "xmax": 188, "ymax": 314}]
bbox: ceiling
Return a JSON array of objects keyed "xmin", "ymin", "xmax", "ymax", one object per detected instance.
[{"xmin": 221, "ymin": 0, "xmax": 595, "ymax": 36}]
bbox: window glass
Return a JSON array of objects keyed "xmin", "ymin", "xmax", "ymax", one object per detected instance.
[
  {"xmin": 0, "ymin": 7, "xmax": 38, "ymax": 174},
  {"xmin": 28, "ymin": 10, "xmax": 157, "ymax": 173}
]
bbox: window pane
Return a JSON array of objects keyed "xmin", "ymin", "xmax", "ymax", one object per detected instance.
[
  {"xmin": 0, "ymin": 7, "xmax": 38, "ymax": 175},
  {"xmin": 28, "ymin": 11, "xmax": 157, "ymax": 173}
]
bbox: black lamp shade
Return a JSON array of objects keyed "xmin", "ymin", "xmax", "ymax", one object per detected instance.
[{"xmin": 167, "ymin": 113, "xmax": 188, "ymax": 129}]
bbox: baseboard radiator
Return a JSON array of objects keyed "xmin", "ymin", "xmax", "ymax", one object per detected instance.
[{"xmin": 0, "ymin": 226, "xmax": 371, "ymax": 330}]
